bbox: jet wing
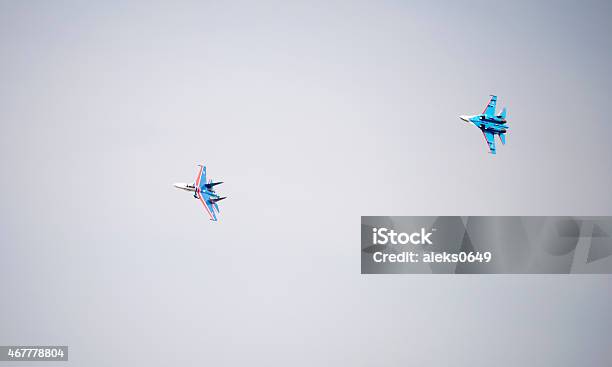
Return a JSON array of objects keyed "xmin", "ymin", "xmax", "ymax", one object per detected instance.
[
  {"xmin": 196, "ymin": 190, "xmax": 218, "ymax": 221},
  {"xmin": 482, "ymin": 95, "xmax": 497, "ymax": 117},
  {"xmin": 482, "ymin": 130, "xmax": 497, "ymax": 154},
  {"xmin": 195, "ymin": 164, "xmax": 207, "ymax": 191}
]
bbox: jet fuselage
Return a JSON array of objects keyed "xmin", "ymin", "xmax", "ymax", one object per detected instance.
[{"xmin": 460, "ymin": 115, "xmax": 508, "ymax": 133}]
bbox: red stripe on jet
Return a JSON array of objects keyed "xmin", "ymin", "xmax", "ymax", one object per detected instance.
[
  {"xmin": 195, "ymin": 165, "xmax": 203, "ymax": 188},
  {"xmin": 482, "ymin": 97, "xmax": 492, "ymax": 114},
  {"xmin": 197, "ymin": 190, "xmax": 215, "ymax": 220}
]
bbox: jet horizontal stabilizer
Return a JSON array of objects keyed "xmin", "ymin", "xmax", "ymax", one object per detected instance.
[{"xmin": 210, "ymin": 196, "xmax": 227, "ymax": 203}]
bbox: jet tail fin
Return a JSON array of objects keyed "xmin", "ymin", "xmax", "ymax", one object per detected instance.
[
  {"xmin": 498, "ymin": 107, "xmax": 507, "ymax": 119},
  {"xmin": 499, "ymin": 133, "xmax": 506, "ymax": 145},
  {"xmin": 210, "ymin": 196, "xmax": 226, "ymax": 203}
]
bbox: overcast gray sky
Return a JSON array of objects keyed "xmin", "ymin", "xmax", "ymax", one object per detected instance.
[{"xmin": 1, "ymin": 1, "xmax": 611, "ymax": 366}]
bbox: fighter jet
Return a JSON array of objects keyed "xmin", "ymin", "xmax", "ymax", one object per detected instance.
[
  {"xmin": 174, "ymin": 164, "xmax": 226, "ymax": 221},
  {"xmin": 460, "ymin": 95, "xmax": 508, "ymax": 154}
]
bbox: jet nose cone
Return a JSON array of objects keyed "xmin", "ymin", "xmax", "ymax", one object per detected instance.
[
  {"xmin": 459, "ymin": 115, "xmax": 470, "ymax": 122},
  {"xmin": 173, "ymin": 183, "xmax": 183, "ymax": 189}
]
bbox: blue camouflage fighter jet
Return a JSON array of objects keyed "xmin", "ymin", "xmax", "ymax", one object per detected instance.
[
  {"xmin": 460, "ymin": 95, "xmax": 508, "ymax": 154},
  {"xmin": 174, "ymin": 164, "xmax": 226, "ymax": 221}
]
